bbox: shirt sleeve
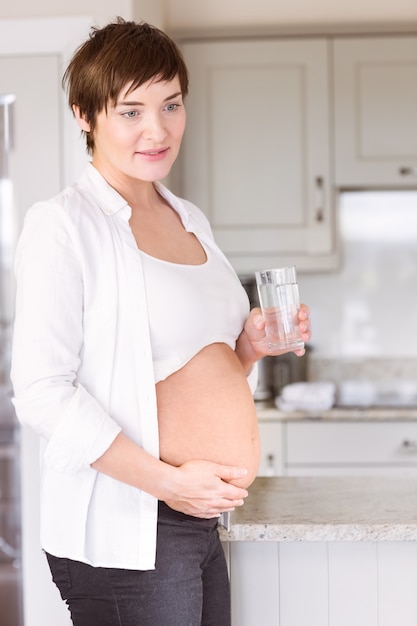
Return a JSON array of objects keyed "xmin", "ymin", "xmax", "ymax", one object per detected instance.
[
  {"xmin": 246, "ymin": 362, "xmax": 259, "ymax": 395},
  {"xmin": 11, "ymin": 202, "xmax": 121, "ymax": 472}
]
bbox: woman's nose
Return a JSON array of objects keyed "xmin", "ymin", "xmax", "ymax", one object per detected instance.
[{"xmin": 142, "ymin": 112, "xmax": 167, "ymax": 142}]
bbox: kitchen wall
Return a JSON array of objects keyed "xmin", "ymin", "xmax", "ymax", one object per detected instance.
[
  {"xmin": 298, "ymin": 191, "xmax": 417, "ymax": 369},
  {"xmin": 0, "ymin": 0, "xmax": 131, "ymax": 21},
  {"xmin": 296, "ymin": 188, "xmax": 417, "ymax": 393},
  {"xmin": 0, "ymin": 0, "xmax": 161, "ymax": 26},
  {"xmin": 163, "ymin": 0, "xmax": 417, "ymax": 31},
  {"xmin": 0, "ymin": 0, "xmax": 416, "ymax": 29}
]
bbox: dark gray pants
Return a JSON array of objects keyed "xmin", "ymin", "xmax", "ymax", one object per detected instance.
[{"xmin": 46, "ymin": 501, "xmax": 231, "ymax": 626}]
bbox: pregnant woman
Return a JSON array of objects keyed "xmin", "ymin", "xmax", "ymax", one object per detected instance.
[{"xmin": 11, "ymin": 19, "xmax": 310, "ymax": 626}]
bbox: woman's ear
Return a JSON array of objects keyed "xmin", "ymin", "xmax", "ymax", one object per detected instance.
[{"xmin": 72, "ymin": 105, "xmax": 91, "ymax": 132}]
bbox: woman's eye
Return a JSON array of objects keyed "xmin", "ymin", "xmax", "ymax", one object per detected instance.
[
  {"xmin": 122, "ymin": 110, "xmax": 138, "ymax": 119},
  {"xmin": 165, "ymin": 103, "xmax": 180, "ymax": 112}
]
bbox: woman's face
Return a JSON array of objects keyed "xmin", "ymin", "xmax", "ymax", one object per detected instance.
[{"xmin": 76, "ymin": 75, "xmax": 186, "ymax": 186}]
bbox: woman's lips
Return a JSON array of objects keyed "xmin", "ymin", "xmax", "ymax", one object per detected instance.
[{"xmin": 137, "ymin": 147, "xmax": 169, "ymax": 160}]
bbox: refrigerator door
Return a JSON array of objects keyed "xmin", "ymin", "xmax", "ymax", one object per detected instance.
[{"xmin": 0, "ymin": 92, "xmax": 23, "ymax": 626}]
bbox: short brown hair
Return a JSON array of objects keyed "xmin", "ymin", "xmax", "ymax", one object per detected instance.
[{"xmin": 62, "ymin": 17, "xmax": 189, "ymax": 154}]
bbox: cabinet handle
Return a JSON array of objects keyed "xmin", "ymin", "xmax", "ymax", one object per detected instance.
[
  {"xmin": 266, "ymin": 453, "xmax": 276, "ymax": 476},
  {"xmin": 401, "ymin": 439, "xmax": 417, "ymax": 450},
  {"xmin": 0, "ymin": 536, "xmax": 19, "ymax": 560},
  {"xmin": 399, "ymin": 166, "xmax": 417, "ymax": 177},
  {"xmin": 315, "ymin": 177, "xmax": 324, "ymax": 222}
]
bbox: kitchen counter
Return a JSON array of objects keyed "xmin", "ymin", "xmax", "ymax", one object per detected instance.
[
  {"xmin": 224, "ymin": 476, "xmax": 417, "ymax": 625},
  {"xmin": 220, "ymin": 476, "xmax": 417, "ymax": 542},
  {"xmin": 256, "ymin": 403, "xmax": 417, "ymax": 421}
]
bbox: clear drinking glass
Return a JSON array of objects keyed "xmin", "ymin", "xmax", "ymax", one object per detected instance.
[{"xmin": 255, "ymin": 266, "xmax": 304, "ymax": 352}]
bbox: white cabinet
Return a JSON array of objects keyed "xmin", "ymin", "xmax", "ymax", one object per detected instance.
[
  {"xmin": 285, "ymin": 421, "xmax": 417, "ymax": 476},
  {"xmin": 180, "ymin": 39, "xmax": 335, "ymax": 274},
  {"xmin": 333, "ymin": 36, "xmax": 417, "ymax": 187},
  {"xmin": 179, "ymin": 35, "xmax": 417, "ymax": 273},
  {"xmin": 257, "ymin": 418, "xmax": 417, "ymax": 477},
  {"xmin": 257, "ymin": 420, "xmax": 283, "ymax": 476},
  {"xmin": 230, "ymin": 541, "xmax": 417, "ymax": 626}
]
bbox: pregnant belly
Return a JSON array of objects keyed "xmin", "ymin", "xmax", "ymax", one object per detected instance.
[{"xmin": 156, "ymin": 343, "xmax": 260, "ymax": 488}]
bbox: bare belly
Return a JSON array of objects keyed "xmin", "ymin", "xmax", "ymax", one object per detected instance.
[{"xmin": 156, "ymin": 343, "xmax": 260, "ymax": 488}]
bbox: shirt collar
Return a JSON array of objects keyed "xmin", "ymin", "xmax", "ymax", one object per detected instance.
[
  {"xmin": 153, "ymin": 180, "xmax": 191, "ymax": 229},
  {"xmin": 79, "ymin": 164, "xmax": 130, "ymax": 216},
  {"xmin": 79, "ymin": 163, "xmax": 191, "ymax": 229}
]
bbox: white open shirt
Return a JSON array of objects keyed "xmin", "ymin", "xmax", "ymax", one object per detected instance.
[{"xmin": 11, "ymin": 164, "xmax": 257, "ymax": 570}]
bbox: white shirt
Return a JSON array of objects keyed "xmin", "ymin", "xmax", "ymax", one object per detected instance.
[
  {"xmin": 139, "ymin": 242, "xmax": 250, "ymax": 383},
  {"xmin": 11, "ymin": 164, "xmax": 257, "ymax": 570}
]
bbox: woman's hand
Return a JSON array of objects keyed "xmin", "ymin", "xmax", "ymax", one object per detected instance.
[
  {"xmin": 92, "ymin": 434, "xmax": 248, "ymax": 519},
  {"xmin": 164, "ymin": 459, "xmax": 249, "ymax": 518},
  {"xmin": 235, "ymin": 304, "xmax": 311, "ymax": 374}
]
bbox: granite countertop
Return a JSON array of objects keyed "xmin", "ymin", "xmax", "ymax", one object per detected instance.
[
  {"xmin": 256, "ymin": 403, "xmax": 417, "ymax": 422},
  {"xmin": 219, "ymin": 476, "xmax": 417, "ymax": 542}
]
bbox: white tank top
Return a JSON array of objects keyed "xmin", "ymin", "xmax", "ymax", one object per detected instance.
[{"xmin": 140, "ymin": 242, "xmax": 249, "ymax": 382}]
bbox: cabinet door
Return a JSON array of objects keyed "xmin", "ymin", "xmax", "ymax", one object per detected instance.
[
  {"xmin": 333, "ymin": 36, "xmax": 417, "ymax": 187},
  {"xmin": 257, "ymin": 420, "xmax": 283, "ymax": 476},
  {"xmin": 180, "ymin": 39, "xmax": 334, "ymax": 274},
  {"xmin": 285, "ymin": 421, "xmax": 417, "ymax": 475}
]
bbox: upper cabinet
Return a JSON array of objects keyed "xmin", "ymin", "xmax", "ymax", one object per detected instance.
[
  {"xmin": 333, "ymin": 36, "xmax": 417, "ymax": 188},
  {"xmin": 178, "ymin": 34, "xmax": 417, "ymax": 274},
  {"xmin": 180, "ymin": 39, "xmax": 335, "ymax": 274}
]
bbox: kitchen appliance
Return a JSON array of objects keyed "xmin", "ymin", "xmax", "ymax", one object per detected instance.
[{"xmin": 0, "ymin": 93, "xmax": 23, "ymax": 626}]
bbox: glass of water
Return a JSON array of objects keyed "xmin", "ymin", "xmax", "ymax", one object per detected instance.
[{"xmin": 255, "ymin": 266, "xmax": 304, "ymax": 352}]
